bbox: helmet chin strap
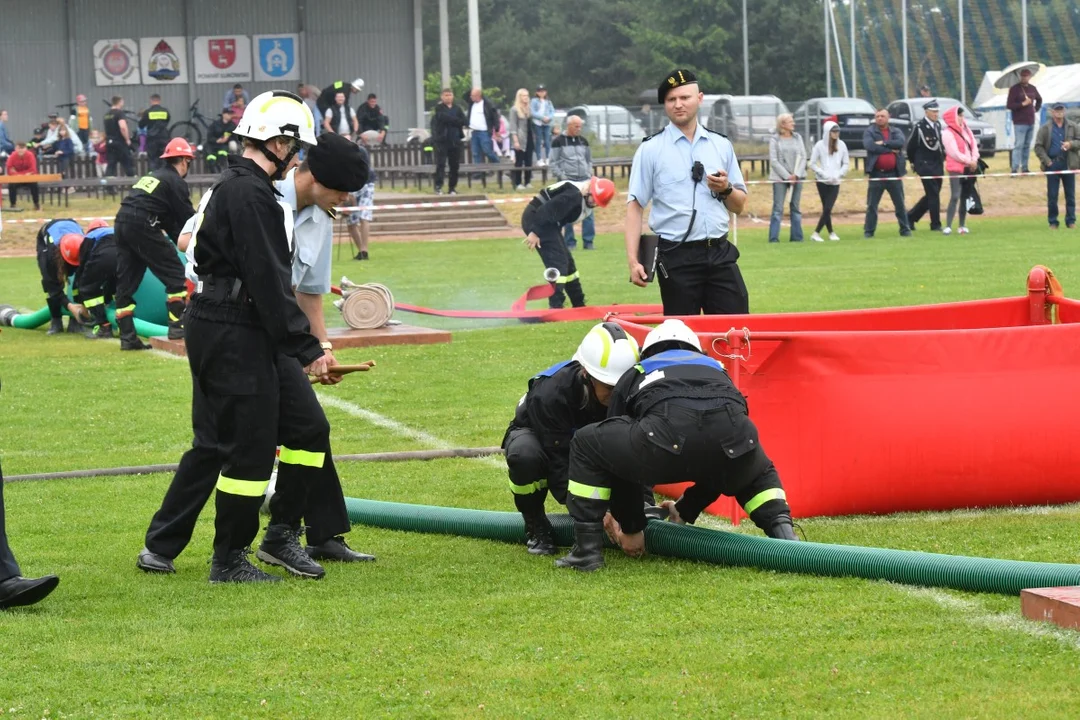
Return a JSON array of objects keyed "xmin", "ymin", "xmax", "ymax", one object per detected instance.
[{"xmin": 258, "ymin": 140, "xmax": 300, "ymax": 181}]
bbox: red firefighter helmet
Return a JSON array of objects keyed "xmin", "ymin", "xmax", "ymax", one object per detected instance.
[
  {"xmin": 160, "ymin": 138, "xmax": 196, "ymax": 159},
  {"xmin": 59, "ymin": 233, "xmax": 83, "ymax": 266},
  {"xmin": 589, "ymin": 177, "xmax": 616, "ymax": 208},
  {"xmin": 86, "ymin": 219, "xmax": 109, "ymax": 231}
]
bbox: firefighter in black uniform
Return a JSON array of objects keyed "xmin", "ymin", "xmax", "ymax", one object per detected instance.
[
  {"xmin": 34, "ymin": 218, "xmax": 88, "ymax": 334},
  {"xmin": 556, "ymin": 319, "xmax": 798, "ymax": 572},
  {"xmin": 139, "ymin": 94, "xmax": 172, "ymax": 171},
  {"xmin": 59, "ymin": 220, "xmax": 120, "ymax": 340},
  {"xmin": 316, "ymin": 78, "xmax": 364, "ymax": 117},
  {"xmin": 204, "ymin": 107, "xmax": 236, "ymax": 168},
  {"xmin": 112, "ymin": 137, "xmax": 196, "ymax": 349},
  {"xmin": 182, "ymin": 90, "xmax": 330, "ymax": 583},
  {"xmin": 502, "ymin": 322, "xmax": 643, "ymax": 555},
  {"xmin": 522, "ymin": 177, "xmax": 615, "ymax": 309},
  {"xmin": 103, "ymin": 96, "xmax": 136, "ymax": 177}
]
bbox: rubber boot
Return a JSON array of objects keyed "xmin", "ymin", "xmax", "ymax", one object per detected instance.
[
  {"xmin": 554, "ymin": 522, "xmax": 605, "ymax": 572},
  {"xmin": 166, "ymin": 299, "xmax": 186, "ymax": 340},
  {"xmin": 760, "ymin": 511, "xmax": 799, "ymax": 541},
  {"xmin": 46, "ymin": 316, "xmax": 64, "ymax": 335},
  {"xmin": 522, "ymin": 510, "xmax": 557, "ymax": 555},
  {"xmin": 117, "ymin": 314, "xmax": 150, "ymax": 351},
  {"xmin": 85, "ymin": 305, "xmax": 114, "ymax": 339},
  {"xmin": 564, "ymin": 278, "xmax": 586, "ymax": 308}
]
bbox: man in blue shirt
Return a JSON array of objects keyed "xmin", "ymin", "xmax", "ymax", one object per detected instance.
[{"xmin": 625, "ymin": 69, "xmax": 749, "ymax": 315}]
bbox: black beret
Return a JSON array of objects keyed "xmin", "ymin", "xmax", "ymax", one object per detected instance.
[
  {"xmin": 658, "ymin": 69, "xmax": 698, "ymax": 104},
  {"xmin": 923, "ymin": 99, "xmax": 939, "ymax": 110},
  {"xmin": 307, "ymin": 132, "xmax": 370, "ymax": 192}
]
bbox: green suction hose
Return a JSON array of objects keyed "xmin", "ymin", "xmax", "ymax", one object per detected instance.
[
  {"xmin": 344, "ymin": 498, "xmax": 1080, "ymax": 595},
  {"xmin": 0, "ymin": 304, "xmax": 167, "ymax": 337},
  {"xmin": 9, "ymin": 306, "xmax": 52, "ymax": 329}
]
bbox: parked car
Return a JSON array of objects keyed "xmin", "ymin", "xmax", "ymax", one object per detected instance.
[
  {"xmin": 792, "ymin": 97, "xmax": 878, "ymax": 150},
  {"xmin": 886, "ymin": 97, "xmax": 997, "ymax": 157},
  {"xmin": 707, "ymin": 95, "xmax": 790, "ymax": 141},
  {"xmin": 564, "ymin": 105, "xmax": 647, "ymax": 143}
]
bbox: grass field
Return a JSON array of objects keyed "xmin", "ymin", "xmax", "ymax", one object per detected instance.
[{"xmin": 2, "ymin": 216, "xmax": 1080, "ymax": 718}]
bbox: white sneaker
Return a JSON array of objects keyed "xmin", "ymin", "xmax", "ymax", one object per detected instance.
[
  {"xmin": 515, "ymin": 184, "xmax": 527, "ymax": 191},
  {"xmin": 811, "ymin": 232, "xmax": 824, "ymax": 242},
  {"xmin": 828, "ymin": 232, "xmax": 840, "ymax": 241},
  {"xmin": 942, "ymin": 227, "xmax": 952, "ymax": 235},
  {"xmin": 958, "ymin": 226, "xmax": 970, "ymax": 235}
]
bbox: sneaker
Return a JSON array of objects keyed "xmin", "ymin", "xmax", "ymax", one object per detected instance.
[
  {"xmin": 582, "ymin": 242, "xmax": 594, "ymax": 250},
  {"xmin": 448, "ymin": 190, "xmax": 457, "ymax": 195},
  {"xmin": 828, "ymin": 232, "xmax": 840, "ymax": 241},
  {"xmin": 136, "ymin": 547, "xmax": 175, "ymax": 574},
  {"xmin": 434, "ymin": 188, "xmax": 443, "ymax": 195},
  {"xmin": 210, "ymin": 548, "xmax": 281, "ymax": 584},
  {"xmin": 810, "ymin": 232, "xmax": 824, "ymax": 242},
  {"xmin": 306, "ymin": 536, "xmax": 376, "ymax": 563},
  {"xmin": 1050, "ymin": 224, "xmax": 1060, "ymax": 230},
  {"xmin": 942, "ymin": 227, "xmax": 952, "ymax": 235},
  {"xmin": 863, "ymin": 233, "xmax": 874, "ymax": 239},
  {"xmin": 256, "ymin": 524, "xmax": 326, "ymax": 579},
  {"xmin": 958, "ymin": 226, "xmax": 970, "ymax": 235},
  {"xmin": 515, "ymin": 184, "xmax": 527, "ymax": 191}
]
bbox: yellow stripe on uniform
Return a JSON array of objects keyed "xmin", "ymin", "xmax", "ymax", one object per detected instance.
[
  {"xmin": 83, "ymin": 296, "xmax": 106, "ymax": 308},
  {"xmin": 567, "ymin": 480, "xmax": 611, "ymax": 501},
  {"xmin": 554, "ymin": 270, "xmax": 580, "ymax": 285},
  {"xmin": 115, "ymin": 304, "xmax": 136, "ymax": 318},
  {"xmin": 166, "ymin": 291, "xmax": 187, "ymax": 300},
  {"xmin": 743, "ymin": 488, "xmax": 787, "ymax": 515},
  {"xmin": 508, "ymin": 478, "xmax": 548, "ymax": 495},
  {"xmin": 278, "ymin": 446, "xmax": 325, "ymax": 468},
  {"xmin": 215, "ymin": 474, "xmax": 271, "ymax": 497}
]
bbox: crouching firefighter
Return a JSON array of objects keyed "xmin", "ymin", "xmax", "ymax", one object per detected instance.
[
  {"xmin": 112, "ymin": 137, "xmax": 197, "ymax": 350},
  {"xmin": 557, "ymin": 319, "xmax": 798, "ymax": 572},
  {"xmin": 57, "ymin": 220, "xmax": 119, "ymax": 339},
  {"xmin": 502, "ymin": 322, "xmax": 643, "ymax": 555},
  {"xmin": 35, "ymin": 218, "xmax": 87, "ymax": 335},
  {"xmin": 521, "ymin": 176, "xmax": 615, "ymax": 309}
]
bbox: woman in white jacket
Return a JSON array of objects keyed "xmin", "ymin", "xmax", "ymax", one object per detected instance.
[{"xmin": 808, "ymin": 121, "xmax": 850, "ymax": 241}]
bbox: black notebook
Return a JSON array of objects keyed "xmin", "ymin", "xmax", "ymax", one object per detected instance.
[{"xmin": 637, "ymin": 234, "xmax": 660, "ymax": 283}]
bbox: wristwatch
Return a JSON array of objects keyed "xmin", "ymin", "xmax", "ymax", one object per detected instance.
[
  {"xmin": 320, "ymin": 341, "xmax": 333, "ymax": 351},
  {"xmin": 715, "ymin": 186, "xmax": 734, "ymax": 201}
]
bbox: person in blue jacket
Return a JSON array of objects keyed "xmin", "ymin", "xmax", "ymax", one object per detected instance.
[{"xmin": 35, "ymin": 218, "xmax": 88, "ymax": 335}]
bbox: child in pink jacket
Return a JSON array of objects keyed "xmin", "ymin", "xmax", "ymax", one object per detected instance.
[{"xmin": 941, "ymin": 106, "xmax": 979, "ymax": 235}]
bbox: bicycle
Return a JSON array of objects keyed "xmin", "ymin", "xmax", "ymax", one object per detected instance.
[{"xmin": 169, "ymin": 99, "xmax": 214, "ymax": 148}]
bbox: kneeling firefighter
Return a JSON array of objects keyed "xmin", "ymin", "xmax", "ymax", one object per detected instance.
[
  {"xmin": 35, "ymin": 218, "xmax": 87, "ymax": 335},
  {"xmin": 521, "ymin": 177, "xmax": 615, "ymax": 309},
  {"xmin": 58, "ymin": 220, "xmax": 119, "ymax": 339},
  {"xmin": 557, "ymin": 319, "xmax": 798, "ymax": 572}
]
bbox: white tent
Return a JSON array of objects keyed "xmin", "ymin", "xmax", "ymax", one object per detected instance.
[{"xmin": 974, "ymin": 63, "xmax": 1080, "ymax": 150}]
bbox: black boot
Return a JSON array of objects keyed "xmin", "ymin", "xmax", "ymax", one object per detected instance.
[
  {"xmin": 85, "ymin": 304, "xmax": 114, "ymax": 339},
  {"xmin": 759, "ymin": 511, "xmax": 799, "ymax": 540},
  {"xmin": 166, "ymin": 299, "xmax": 186, "ymax": 340},
  {"xmin": 209, "ymin": 548, "xmax": 281, "ymax": 584},
  {"xmin": 256, "ymin": 524, "xmax": 326, "ymax": 579},
  {"xmin": 554, "ymin": 522, "xmax": 605, "ymax": 571},
  {"xmin": 46, "ymin": 317, "xmax": 64, "ymax": 335},
  {"xmin": 522, "ymin": 510, "xmax": 557, "ymax": 555},
  {"xmin": 564, "ymin": 278, "xmax": 586, "ymax": 308},
  {"xmin": 66, "ymin": 317, "xmax": 84, "ymax": 334},
  {"xmin": 117, "ymin": 315, "xmax": 150, "ymax": 351}
]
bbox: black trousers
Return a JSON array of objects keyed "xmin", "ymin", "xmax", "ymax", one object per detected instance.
[
  {"xmin": 0, "ymin": 460, "xmax": 22, "ymax": 583},
  {"xmin": 524, "ymin": 207, "xmax": 585, "ymax": 308},
  {"xmin": 566, "ymin": 401, "xmax": 787, "ymax": 535},
  {"xmin": 146, "ymin": 137, "xmax": 168, "ymax": 171},
  {"xmin": 106, "ymin": 140, "xmax": 135, "ymax": 177},
  {"xmin": 8, "ymin": 184, "xmax": 40, "ymax": 208},
  {"xmin": 864, "ymin": 172, "xmax": 910, "ymax": 236},
  {"xmin": 146, "ymin": 318, "xmax": 349, "ymax": 560},
  {"xmin": 76, "ymin": 241, "xmax": 117, "ymax": 308},
  {"xmin": 114, "ymin": 219, "xmax": 187, "ymax": 315},
  {"xmin": 503, "ymin": 427, "xmax": 568, "ymax": 515},
  {"xmin": 656, "ymin": 238, "xmax": 748, "ymax": 315},
  {"xmin": 433, "ymin": 142, "xmax": 461, "ymax": 193},
  {"xmin": 38, "ymin": 252, "xmax": 65, "ymax": 319},
  {"xmin": 512, "ymin": 128, "xmax": 535, "ymax": 188},
  {"xmin": 815, "ymin": 182, "xmax": 840, "ymax": 233},
  {"xmin": 908, "ymin": 177, "xmax": 943, "ymax": 229}
]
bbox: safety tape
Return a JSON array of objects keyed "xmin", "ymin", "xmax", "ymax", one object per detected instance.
[{"xmin": 742, "ymin": 168, "xmax": 1080, "ymax": 186}]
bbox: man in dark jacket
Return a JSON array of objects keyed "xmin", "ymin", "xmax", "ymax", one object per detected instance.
[
  {"xmin": 1033, "ymin": 103, "xmax": 1080, "ymax": 229},
  {"xmin": 863, "ymin": 108, "xmax": 911, "ymax": 238},
  {"xmin": 467, "ymin": 87, "xmax": 500, "ymax": 168},
  {"xmin": 357, "ymin": 94, "xmax": 386, "ymax": 144},
  {"xmin": 906, "ymin": 100, "xmax": 945, "ymax": 231},
  {"xmin": 139, "ymin": 94, "xmax": 171, "ymax": 170},
  {"xmin": 431, "ymin": 88, "xmax": 466, "ymax": 195},
  {"xmin": 316, "ymin": 79, "xmax": 364, "ymax": 117},
  {"xmin": 1007, "ymin": 68, "xmax": 1042, "ymax": 173}
]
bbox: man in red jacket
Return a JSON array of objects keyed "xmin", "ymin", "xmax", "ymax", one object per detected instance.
[{"xmin": 4, "ymin": 142, "xmax": 40, "ymax": 211}]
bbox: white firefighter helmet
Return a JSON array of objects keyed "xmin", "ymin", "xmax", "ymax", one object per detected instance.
[
  {"xmin": 233, "ymin": 90, "xmax": 318, "ymax": 148},
  {"xmin": 351, "ymin": 78, "xmax": 365, "ymax": 91},
  {"xmin": 573, "ymin": 322, "xmax": 641, "ymax": 386},
  {"xmin": 642, "ymin": 319, "xmax": 703, "ymax": 355}
]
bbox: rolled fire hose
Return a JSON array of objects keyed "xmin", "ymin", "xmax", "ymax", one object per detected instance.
[
  {"xmin": 343, "ymin": 498, "xmax": 1080, "ymax": 596},
  {"xmin": 0, "ymin": 303, "xmax": 168, "ymax": 337},
  {"xmin": 335, "ymin": 277, "xmax": 395, "ymax": 329}
]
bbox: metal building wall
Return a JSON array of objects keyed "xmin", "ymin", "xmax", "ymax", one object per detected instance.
[{"xmin": 0, "ymin": 0, "xmax": 421, "ymax": 142}]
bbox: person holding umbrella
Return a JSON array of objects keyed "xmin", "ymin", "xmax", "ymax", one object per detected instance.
[{"xmin": 1003, "ymin": 63, "xmax": 1043, "ymax": 174}]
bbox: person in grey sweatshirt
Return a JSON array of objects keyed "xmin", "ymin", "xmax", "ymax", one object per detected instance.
[
  {"xmin": 768, "ymin": 114, "xmax": 806, "ymax": 242},
  {"xmin": 808, "ymin": 120, "xmax": 850, "ymax": 240},
  {"xmin": 549, "ymin": 116, "xmax": 595, "ymax": 248}
]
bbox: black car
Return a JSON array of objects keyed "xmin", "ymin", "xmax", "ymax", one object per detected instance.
[
  {"xmin": 792, "ymin": 97, "xmax": 878, "ymax": 150},
  {"xmin": 886, "ymin": 97, "xmax": 997, "ymax": 157}
]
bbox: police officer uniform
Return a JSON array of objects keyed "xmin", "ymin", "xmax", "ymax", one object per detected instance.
[
  {"xmin": 72, "ymin": 226, "xmax": 119, "ymax": 339},
  {"xmin": 557, "ymin": 343, "xmax": 797, "ymax": 571},
  {"xmin": 139, "ymin": 133, "xmax": 374, "ymax": 574},
  {"xmin": 139, "ymin": 100, "xmax": 172, "ymax": 170},
  {"xmin": 521, "ymin": 181, "xmax": 591, "ymax": 308},
  {"xmin": 906, "ymin": 100, "xmax": 946, "ymax": 231},
  {"xmin": 35, "ymin": 219, "xmax": 85, "ymax": 334},
  {"xmin": 103, "ymin": 105, "xmax": 135, "ymax": 177},
  {"xmin": 628, "ymin": 69, "xmax": 749, "ymax": 315},
  {"xmin": 113, "ymin": 161, "xmax": 194, "ymax": 347}
]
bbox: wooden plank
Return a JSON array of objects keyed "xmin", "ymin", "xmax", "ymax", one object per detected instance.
[
  {"xmin": 1021, "ymin": 586, "xmax": 1080, "ymax": 631},
  {"xmin": 0, "ymin": 174, "xmax": 62, "ymax": 184}
]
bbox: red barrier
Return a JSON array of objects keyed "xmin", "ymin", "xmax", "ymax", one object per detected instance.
[{"xmin": 614, "ymin": 267, "xmax": 1080, "ymax": 521}]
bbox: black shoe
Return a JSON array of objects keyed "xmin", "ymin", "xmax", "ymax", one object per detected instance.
[
  {"xmin": 863, "ymin": 233, "xmax": 874, "ymax": 239},
  {"xmin": 554, "ymin": 521, "xmax": 605, "ymax": 572},
  {"xmin": 360, "ymin": 251, "xmax": 369, "ymax": 260},
  {"xmin": 209, "ymin": 548, "xmax": 281, "ymax": 584},
  {"xmin": 256, "ymin": 524, "xmax": 326, "ymax": 579},
  {"xmin": 120, "ymin": 337, "xmax": 151, "ymax": 350},
  {"xmin": 354, "ymin": 252, "xmax": 364, "ymax": 260},
  {"xmin": 523, "ymin": 511, "xmax": 557, "ymax": 556},
  {"xmin": 643, "ymin": 503, "xmax": 670, "ymax": 521},
  {"xmin": 136, "ymin": 547, "xmax": 175, "ymax": 574},
  {"xmin": 582, "ymin": 242, "xmax": 594, "ymax": 250},
  {"xmin": 117, "ymin": 315, "xmax": 150, "ymax": 350},
  {"xmin": 166, "ymin": 325, "xmax": 185, "ymax": 340},
  {"xmin": 46, "ymin": 318, "xmax": 64, "ymax": 335},
  {"xmin": 66, "ymin": 318, "xmax": 84, "ymax": 334},
  {"xmin": 306, "ymin": 536, "xmax": 376, "ymax": 563},
  {"xmin": 900, "ymin": 231, "xmax": 913, "ymax": 238},
  {"xmin": 565, "ymin": 240, "xmax": 577, "ymax": 249},
  {"xmin": 0, "ymin": 575, "xmax": 60, "ymax": 609},
  {"xmin": 86, "ymin": 323, "xmax": 115, "ymax": 339},
  {"xmin": 764, "ymin": 513, "xmax": 799, "ymax": 541}
]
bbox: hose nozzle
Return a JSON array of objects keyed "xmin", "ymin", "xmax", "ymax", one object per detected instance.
[{"xmin": 544, "ymin": 267, "xmax": 561, "ymax": 283}]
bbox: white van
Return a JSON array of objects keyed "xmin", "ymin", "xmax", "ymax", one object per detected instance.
[{"xmin": 564, "ymin": 105, "xmax": 646, "ymax": 143}]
